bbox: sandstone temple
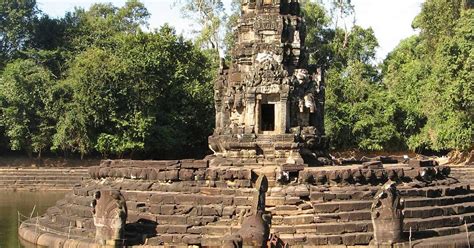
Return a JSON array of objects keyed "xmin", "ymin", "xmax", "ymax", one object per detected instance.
[
  {"xmin": 18, "ymin": 0, "xmax": 474, "ymax": 247},
  {"xmin": 209, "ymin": 0, "xmax": 327, "ymax": 166}
]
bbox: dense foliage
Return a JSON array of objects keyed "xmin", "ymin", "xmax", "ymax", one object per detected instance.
[
  {"xmin": 303, "ymin": 0, "xmax": 472, "ymax": 153},
  {"xmin": 303, "ymin": 2, "xmax": 404, "ymax": 151},
  {"xmin": 0, "ymin": 0, "xmax": 471, "ymax": 159},
  {"xmin": 0, "ymin": 1, "xmax": 214, "ymax": 158},
  {"xmin": 382, "ymin": 0, "xmax": 473, "ymax": 152}
]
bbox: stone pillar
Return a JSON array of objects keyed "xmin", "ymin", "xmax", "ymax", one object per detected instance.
[
  {"xmin": 279, "ymin": 93, "xmax": 289, "ymax": 134},
  {"xmin": 371, "ymin": 181, "xmax": 404, "ymax": 246},
  {"xmin": 215, "ymin": 100, "xmax": 222, "ymax": 133},
  {"xmin": 245, "ymin": 92, "xmax": 256, "ymax": 134},
  {"xmin": 255, "ymin": 96, "xmax": 261, "ymax": 133}
]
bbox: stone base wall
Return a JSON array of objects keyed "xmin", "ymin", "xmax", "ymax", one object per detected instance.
[
  {"xmin": 0, "ymin": 156, "xmax": 99, "ymax": 167},
  {"xmin": 18, "ymin": 158, "xmax": 474, "ymax": 247},
  {"xmin": 0, "ymin": 168, "xmax": 89, "ymax": 190}
]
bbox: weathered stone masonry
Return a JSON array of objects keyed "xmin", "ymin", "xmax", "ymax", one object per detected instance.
[
  {"xmin": 19, "ymin": 158, "xmax": 474, "ymax": 247},
  {"xmin": 17, "ymin": 0, "xmax": 474, "ymax": 247},
  {"xmin": 209, "ymin": 0, "xmax": 328, "ymax": 166}
]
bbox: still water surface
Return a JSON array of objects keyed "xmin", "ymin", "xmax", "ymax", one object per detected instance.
[{"xmin": 0, "ymin": 191, "xmax": 66, "ymax": 248}]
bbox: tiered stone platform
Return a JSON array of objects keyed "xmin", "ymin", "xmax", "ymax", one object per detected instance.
[
  {"xmin": 18, "ymin": 158, "xmax": 474, "ymax": 247},
  {"xmin": 0, "ymin": 167, "xmax": 89, "ymax": 190},
  {"xmin": 450, "ymin": 166, "xmax": 474, "ymax": 187}
]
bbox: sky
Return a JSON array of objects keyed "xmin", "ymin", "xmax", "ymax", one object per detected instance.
[{"xmin": 36, "ymin": 0, "xmax": 425, "ymax": 61}]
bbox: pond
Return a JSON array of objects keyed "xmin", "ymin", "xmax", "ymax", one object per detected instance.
[{"xmin": 0, "ymin": 191, "xmax": 66, "ymax": 248}]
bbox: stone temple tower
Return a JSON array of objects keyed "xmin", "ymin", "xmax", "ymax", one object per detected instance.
[{"xmin": 208, "ymin": 0, "xmax": 328, "ymax": 166}]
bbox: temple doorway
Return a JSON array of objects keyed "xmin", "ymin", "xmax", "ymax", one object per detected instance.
[{"xmin": 261, "ymin": 104, "xmax": 275, "ymax": 131}]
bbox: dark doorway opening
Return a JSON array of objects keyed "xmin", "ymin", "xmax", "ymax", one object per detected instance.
[
  {"xmin": 309, "ymin": 113, "xmax": 316, "ymax": 126},
  {"xmin": 261, "ymin": 104, "xmax": 275, "ymax": 131}
]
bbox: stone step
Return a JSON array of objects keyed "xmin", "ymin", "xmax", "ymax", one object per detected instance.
[
  {"xmin": 64, "ymin": 195, "xmax": 93, "ymax": 207},
  {"xmin": 0, "ymin": 175, "xmax": 88, "ymax": 179},
  {"xmin": 404, "ymin": 192, "xmax": 474, "ymax": 208},
  {"xmin": 0, "ymin": 168, "xmax": 89, "ymax": 190},
  {"xmin": 450, "ymin": 167, "xmax": 474, "ymax": 171},
  {"xmin": 51, "ymin": 206, "xmax": 474, "ymax": 238},
  {"xmin": 0, "ymin": 183, "xmax": 78, "ymax": 188},
  {"xmin": 37, "ymin": 207, "xmax": 474, "ymax": 248},
  {"xmin": 62, "ymin": 204, "xmax": 93, "ymax": 218},
  {"xmin": 310, "ymin": 184, "xmax": 471, "ymax": 202},
  {"xmin": 0, "ymin": 172, "xmax": 87, "ymax": 176},
  {"xmin": 422, "ymin": 222, "xmax": 474, "ymax": 238},
  {"xmin": 35, "ymin": 215, "xmax": 95, "ymax": 238},
  {"xmin": 0, "ymin": 176, "xmax": 86, "ymax": 181},
  {"xmin": 200, "ymin": 231, "xmax": 374, "ymax": 246},
  {"xmin": 0, "ymin": 179, "xmax": 81, "ymax": 185},
  {"xmin": 90, "ymin": 185, "xmax": 473, "ymax": 213},
  {"xmin": 312, "ymin": 202, "xmax": 474, "ymax": 223},
  {"xmin": 302, "ymin": 232, "xmax": 373, "ymax": 246},
  {"xmin": 313, "ymin": 192, "xmax": 474, "ymax": 213},
  {"xmin": 27, "ymin": 202, "xmax": 474, "ymax": 247},
  {"xmin": 0, "ymin": 178, "xmax": 87, "ymax": 182},
  {"xmin": 149, "ymin": 234, "xmax": 202, "ymax": 246},
  {"xmin": 400, "ymin": 229, "xmax": 474, "ymax": 248},
  {"xmin": 274, "ymin": 211, "xmax": 474, "ymax": 236},
  {"xmin": 404, "ymin": 202, "xmax": 474, "ymax": 219},
  {"xmin": 405, "ymin": 211, "xmax": 474, "ymax": 231},
  {"xmin": 0, "ymin": 168, "xmax": 89, "ymax": 173},
  {"xmin": 400, "ymin": 184, "xmax": 471, "ymax": 198}
]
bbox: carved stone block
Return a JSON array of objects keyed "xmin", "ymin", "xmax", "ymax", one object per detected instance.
[
  {"xmin": 371, "ymin": 182, "xmax": 404, "ymax": 246},
  {"xmin": 92, "ymin": 190, "xmax": 127, "ymax": 246}
]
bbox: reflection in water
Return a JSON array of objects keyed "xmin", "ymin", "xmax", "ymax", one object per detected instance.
[{"xmin": 0, "ymin": 191, "xmax": 66, "ymax": 248}]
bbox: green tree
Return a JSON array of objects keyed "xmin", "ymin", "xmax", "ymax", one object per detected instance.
[
  {"xmin": 176, "ymin": 0, "xmax": 227, "ymax": 54},
  {"xmin": 223, "ymin": 0, "xmax": 240, "ymax": 57},
  {"xmin": 304, "ymin": 3, "xmax": 391, "ymax": 151},
  {"xmin": 0, "ymin": 0, "xmax": 39, "ymax": 69},
  {"xmin": 0, "ymin": 59, "xmax": 54, "ymax": 157},
  {"xmin": 52, "ymin": 102, "xmax": 90, "ymax": 158},
  {"xmin": 383, "ymin": 0, "xmax": 473, "ymax": 152},
  {"xmin": 303, "ymin": 1, "xmax": 333, "ymax": 68},
  {"xmin": 64, "ymin": 0, "xmax": 150, "ymax": 71},
  {"xmin": 56, "ymin": 26, "xmax": 214, "ymax": 158}
]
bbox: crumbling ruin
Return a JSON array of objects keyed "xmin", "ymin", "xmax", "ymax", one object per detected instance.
[
  {"xmin": 208, "ymin": 0, "xmax": 327, "ymax": 166},
  {"xmin": 17, "ymin": 0, "xmax": 474, "ymax": 247}
]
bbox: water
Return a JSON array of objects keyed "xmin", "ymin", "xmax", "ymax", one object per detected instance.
[{"xmin": 0, "ymin": 191, "xmax": 66, "ymax": 248}]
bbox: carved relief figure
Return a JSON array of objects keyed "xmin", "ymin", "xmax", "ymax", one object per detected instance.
[
  {"xmin": 293, "ymin": 69, "xmax": 316, "ymax": 113},
  {"xmin": 371, "ymin": 182, "xmax": 405, "ymax": 245},
  {"xmin": 293, "ymin": 19, "xmax": 301, "ymax": 44},
  {"xmin": 250, "ymin": 53, "xmax": 284, "ymax": 87},
  {"xmin": 92, "ymin": 190, "xmax": 128, "ymax": 246},
  {"xmin": 214, "ymin": 59, "xmax": 229, "ymax": 134}
]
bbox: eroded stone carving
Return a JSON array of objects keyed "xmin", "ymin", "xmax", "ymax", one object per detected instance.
[
  {"xmin": 223, "ymin": 174, "xmax": 270, "ymax": 247},
  {"xmin": 371, "ymin": 181, "xmax": 404, "ymax": 245},
  {"xmin": 92, "ymin": 190, "xmax": 128, "ymax": 246},
  {"xmin": 239, "ymin": 174, "xmax": 270, "ymax": 247},
  {"xmin": 233, "ymin": 175, "xmax": 270, "ymax": 246},
  {"xmin": 208, "ymin": 0, "xmax": 329, "ymax": 165}
]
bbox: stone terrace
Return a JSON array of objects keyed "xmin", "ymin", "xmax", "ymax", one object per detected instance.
[
  {"xmin": 0, "ymin": 167, "xmax": 89, "ymax": 190},
  {"xmin": 18, "ymin": 159, "xmax": 474, "ymax": 247}
]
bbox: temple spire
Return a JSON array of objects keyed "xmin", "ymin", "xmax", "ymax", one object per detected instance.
[{"xmin": 209, "ymin": 0, "xmax": 328, "ymax": 166}]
